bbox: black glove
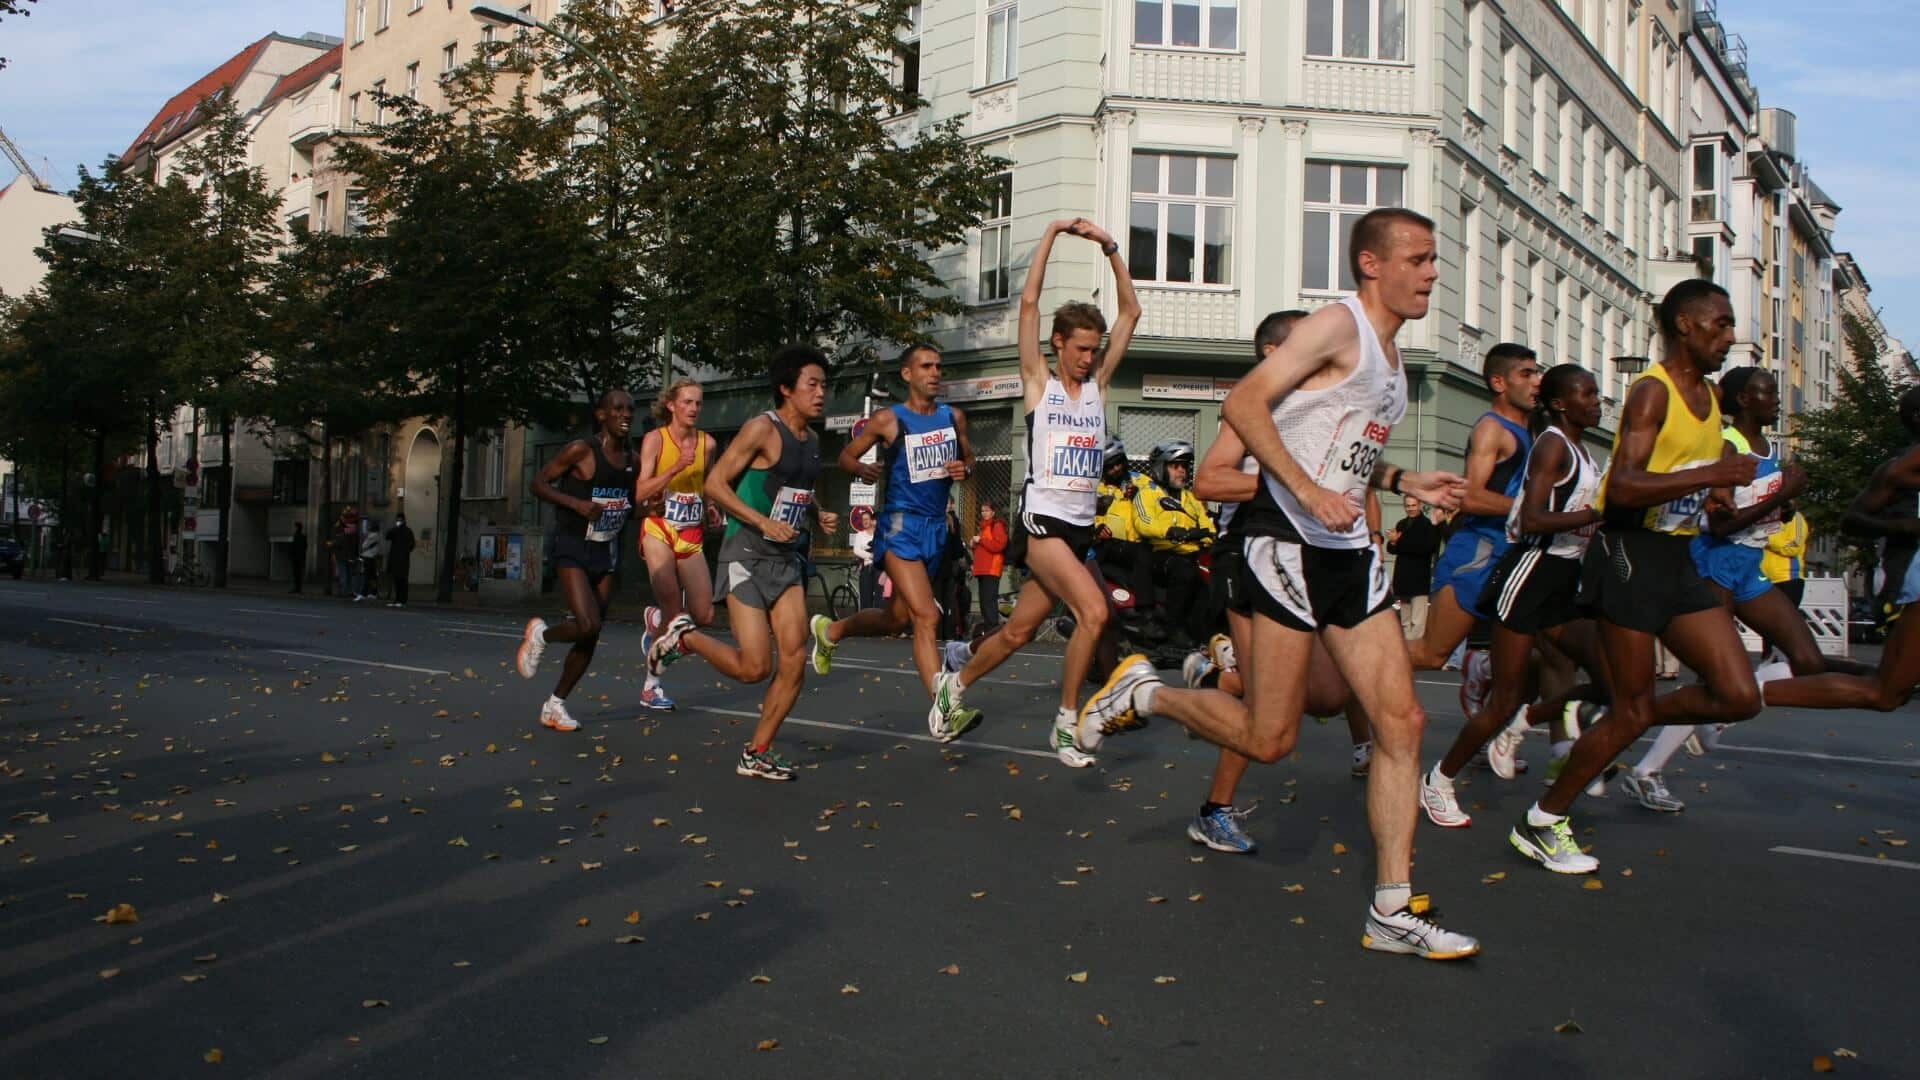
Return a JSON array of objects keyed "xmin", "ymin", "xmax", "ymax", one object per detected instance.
[
  {"xmin": 1166, "ymin": 527, "xmax": 1193, "ymax": 543},
  {"xmin": 1097, "ymin": 494, "xmax": 1114, "ymax": 514}
]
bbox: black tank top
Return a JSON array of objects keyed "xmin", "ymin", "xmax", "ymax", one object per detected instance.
[{"xmin": 556, "ymin": 439, "xmax": 637, "ymax": 545}]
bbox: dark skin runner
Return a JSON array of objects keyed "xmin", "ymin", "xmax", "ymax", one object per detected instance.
[{"xmin": 531, "ymin": 391, "xmax": 635, "ymax": 699}]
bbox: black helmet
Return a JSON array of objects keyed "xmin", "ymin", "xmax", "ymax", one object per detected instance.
[
  {"xmin": 1102, "ymin": 436, "xmax": 1129, "ymax": 467},
  {"xmin": 1148, "ymin": 440, "xmax": 1196, "ymax": 489}
]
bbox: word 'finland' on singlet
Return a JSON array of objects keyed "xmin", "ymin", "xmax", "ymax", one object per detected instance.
[
  {"xmin": 1023, "ymin": 377, "xmax": 1105, "ymax": 526},
  {"xmin": 1595, "ymin": 362, "xmax": 1723, "ymax": 536},
  {"xmin": 1262, "ymin": 295, "xmax": 1407, "ymax": 549},
  {"xmin": 1503, "ymin": 426, "xmax": 1600, "ymax": 560},
  {"xmin": 883, "ymin": 402, "xmax": 959, "ymax": 517}
]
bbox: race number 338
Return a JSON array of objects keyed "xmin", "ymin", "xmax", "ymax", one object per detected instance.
[
  {"xmin": 1043, "ymin": 432, "xmax": 1102, "ymax": 493},
  {"xmin": 905, "ymin": 428, "xmax": 958, "ymax": 484},
  {"xmin": 1316, "ymin": 410, "xmax": 1392, "ymax": 500}
]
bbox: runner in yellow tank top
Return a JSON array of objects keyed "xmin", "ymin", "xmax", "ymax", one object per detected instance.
[
  {"xmin": 636, "ymin": 379, "xmax": 719, "ymax": 711},
  {"xmin": 1509, "ymin": 279, "xmax": 1764, "ymax": 878}
]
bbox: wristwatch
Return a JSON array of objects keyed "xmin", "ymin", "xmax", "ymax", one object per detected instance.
[{"xmin": 1101, "ymin": 239, "xmax": 1119, "ymax": 256}]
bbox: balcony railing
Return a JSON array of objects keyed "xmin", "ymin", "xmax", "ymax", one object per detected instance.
[
  {"xmin": 1136, "ymin": 285, "xmax": 1241, "ymax": 340},
  {"xmin": 1299, "ymin": 59, "xmax": 1414, "ymax": 115},
  {"xmin": 1129, "ymin": 49, "xmax": 1247, "ymax": 103}
]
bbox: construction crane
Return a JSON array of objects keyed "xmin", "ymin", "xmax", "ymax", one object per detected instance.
[{"xmin": 0, "ymin": 125, "xmax": 55, "ymax": 192}]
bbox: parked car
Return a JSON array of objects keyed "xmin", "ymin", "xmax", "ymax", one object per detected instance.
[{"xmin": 0, "ymin": 536, "xmax": 24, "ymax": 579}]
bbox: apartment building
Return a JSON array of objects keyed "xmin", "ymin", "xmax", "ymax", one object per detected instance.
[{"xmin": 1835, "ymin": 252, "xmax": 1916, "ymax": 383}]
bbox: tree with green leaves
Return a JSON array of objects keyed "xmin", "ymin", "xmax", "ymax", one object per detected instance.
[
  {"xmin": 331, "ymin": 68, "xmax": 587, "ymax": 601},
  {"xmin": 1789, "ymin": 311, "xmax": 1916, "ymax": 575},
  {"xmin": 0, "ymin": 0, "xmax": 38, "ymax": 72}
]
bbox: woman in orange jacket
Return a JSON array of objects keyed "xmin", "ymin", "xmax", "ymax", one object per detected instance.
[{"xmin": 971, "ymin": 502, "xmax": 1008, "ymax": 630}]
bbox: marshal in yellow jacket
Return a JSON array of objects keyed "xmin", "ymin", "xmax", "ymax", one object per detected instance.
[
  {"xmin": 1096, "ymin": 478, "xmax": 1143, "ymax": 543},
  {"xmin": 1133, "ymin": 478, "xmax": 1214, "ymax": 555}
]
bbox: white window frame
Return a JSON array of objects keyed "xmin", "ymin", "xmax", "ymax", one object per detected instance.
[
  {"xmin": 410, "ymin": 0, "xmax": 424, "ymax": 11},
  {"xmin": 348, "ymin": 92, "xmax": 362, "ymax": 128},
  {"xmin": 1461, "ymin": 200, "xmax": 1483, "ymax": 328},
  {"xmin": 1530, "ymin": 75, "xmax": 1552, "ymax": 176},
  {"xmin": 442, "ymin": 42, "xmax": 458, "ymax": 77},
  {"xmin": 1131, "ymin": 151, "xmax": 1238, "ymax": 288},
  {"xmin": 977, "ymin": 171, "xmax": 1014, "ymax": 303},
  {"xmin": 405, "ymin": 62, "xmax": 420, "ymax": 101},
  {"xmin": 893, "ymin": 2, "xmax": 923, "ymax": 99},
  {"xmin": 1557, "ymin": 99, "xmax": 1577, "ymax": 196},
  {"xmin": 1500, "ymin": 40, "xmax": 1522, "ymax": 151},
  {"xmin": 1581, "ymin": 125, "xmax": 1600, "ymax": 218},
  {"xmin": 1135, "ymin": 0, "xmax": 1241, "ymax": 52},
  {"xmin": 1300, "ymin": 160, "xmax": 1404, "ymax": 293},
  {"xmin": 377, "ymin": 0, "xmax": 391, "ymax": 32},
  {"xmin": 353, "ymin": 0, "xmax": 367, "ymax": 44},
  {"xmin": 1602, "ymin": 146, "xmax": 1619, "ymax": 235},
  {"xmin": 1304, "ymin": 0, "xmax": 1407, "ymax": 63},
  {"xmin": 1464, "ymin": 2, "xmax": 1485, "ymax": 118},
  {"xmin": 1497, "ymin": 233, "xmax": 1516, "ymax": 341},
  {"xmin": 372, "ymin": 79, "xmax": 387, "ymax": 125},
  {"xmin": 1689, "ymin": 142, "xmax": 1718, "ymax": 224},
  {"xmin": 985, "ymin": 0, "xmax": 1019, "ymax": 84}
]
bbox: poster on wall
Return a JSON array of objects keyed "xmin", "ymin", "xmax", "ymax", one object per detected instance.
[
  {"xmin": 477, "ymin": 534, "xmax": 497, "ymax": 579},
  {"xmin": 504, "ymin": 535, "xmax": 524, "ymax": 580}
]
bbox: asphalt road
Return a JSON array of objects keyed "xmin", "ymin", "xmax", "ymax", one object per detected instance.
[{"xmin": 1, "ymin": 578, "xmax": 1915, "ymax": 1078}]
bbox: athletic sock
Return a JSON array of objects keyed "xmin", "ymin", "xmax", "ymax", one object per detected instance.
[
  {"xmin": 1550, "ymin": 739, "xmax": 1574, "ymax": 760},
  {"xmin": 1374, "ymin": 882, "xmax": 1412, "ymax": 916},
  {"xmin": 1428, "ymin": 763, "xmax": 1455, "ymax": 787},
  {"xmin": 546, "ymin": 694, "xmax": 565, "ymax": 707},
  {"xmin": 1526, "ymin": 802, "xmax": 1565, "ymax": 828},
  {"xmin": 1133, "ymin": 681, "xmax": 1159, "ymax": 717},
  {"xmin": 1636, "ymin": 725, "xmax": 1694, "ymax": 777},
  {"xmin": 643, "ymin": 673, "xmax": 660, "ymax": 692}
]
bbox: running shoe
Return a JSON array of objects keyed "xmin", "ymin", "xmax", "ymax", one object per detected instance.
[
  {"xmin": 736, "ymin": 747, "xmax": 796, "ymax": 781},
  {"xmin": 1181, "ymin": 649, "xmax": 1216, "ymax": 689},
  {"xmin": 1350, "ymin": 740, "xmax": 1372, "ymax": 778},
  {"xmin": 1683, "ymin": 731, "xmax": 1706, "ymax": 757},
  {"xmin": 645, "ymin": 613, "xmax": 695, "ymax": 676},
  {"xmin": 644, "ymin": 604, "xmax": 664, "ymax": 635},
  {"xmin": 941, "ymin": 639, "xmax": 971, "ymax": 674},
  {"xmin": 515, "ymin": 617, "xmax": 547, "ymax": 679},
  {"xmin": 1361, "ymin": 895, "xmax": 1481, "ymax": 960},
  {"xmin": 943, "ymin": 707, "xmax": 983, "ymax": 743},
  {"xmin": 1619, "ymin": 770, "xmax": 1685, "ymax": 812},
  {"xmin": 809, "ymin": 613, "xmax": 837, "ymax": 675},
  {"xmin": 927, "ymin": 672, "xmax": 966, "ymax": 739},
  {"xmin": 1487, "ymin": 706, "xmax": 1531, "ymax": 780},
  {"xmin": 539, "ymin": 697, "xmax": 579, "ymax": 733},
  {"xmin": 1509, "ymin": 813, "xmax": 1599, "ymax": 874},
  {"xmin": 638, "ymin": 683, "xmax": 676, "ymax": 712},
  {"xmin": 1207, "ymin": 632, "xmax": 1237, "ymax": 674},
  {"xmin": 1457, "ymin": 648, "xmax": 1492, "ymax": 720},
  {"xmin": 1420, "ymin": 767, "xmax": 1471, "ymax": 828},
  {"xmin": 1188, "ymin": 805, "xmax": 1257, "ymax": 854},
  {"xmin": 1075, "ymin": 654, "xmax": 1159, "ymax": 753},
  {"xmin": 1051, "ymin": 708, "xmax": 1095, "ymax": 768}
]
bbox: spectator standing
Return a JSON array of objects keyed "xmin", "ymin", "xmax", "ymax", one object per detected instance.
[
  {"xmin": 850, "ymin": 507, "xmax": 880, "ymax": 610},
  {"xmin": 286, "ymin": 522, "xmax": 307, "ymax": 594},
  {"xmin": 971, "ymin": 502, "xmax": 1007, "ymax": 630},
  {"xmin": 331, "ymin": 512, "xmax": 358, "ymax": 597},
  {"xmin": 1386, "ymin": 495, "xmax": 1441, "ymax": 638},
  {"xmin": 357, "ymin": 519, "xmax": 383, "ymax": 601},
  {"xmin": 940, "ymin": 506, "xmax": 972, "ymax": 638},
  {"xmin": 1761, "ymin": 506, "xmax": 1809, "ymax": 608},
  {"xmin": 385, "ymin": 515, "xmax": 416, "ymax": 607}
]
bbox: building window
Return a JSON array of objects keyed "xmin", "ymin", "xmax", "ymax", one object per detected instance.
[
  {"xmin": 349, "ymin": 92, "xmax": 362, "ymax": 128},
  {"xmin": 377, "ymin": 0, "xmax": 391, "ymax": 32},
  {"xmin": 353, "ymin": 0, "xmax": 367, "ymax": 43},
  {"xmin": 1557, "ymin": 100, "xmax": 1577, "ymax": 196},
  {"xmin": 1461, "ymin": 200, "xmax": 1482, "ymax": 328},
  {"xmin": 1500, "ymin": 39, "xmax": 1521, "ymax": 150},
  {"xmin": 464, "ymin": 429, "xmax": 507, "ymax": 499},
  {"xmin": 1306, "ymin": 0, "xmax": 1406, "ymax": 61},
  {"xmin": 894, "ymin": 2, "xmax": 922, "ymax": 98},
  {"xmin": 1301, "ymin": 161, "xmax": 1403, "ymax": 292},
  {"xmin": 1690, "ymin": 143, "xmax": 1718, "ymax": 223},
  {"xmin": 405, "ymin": 63, "xmax": 420, "ymax": 101},
  {"xmin": 372, "ymin": 80, "xmax": 387, "ymax": 125},
  {"xmin": 410, "ymin": 0, "xmax": 423, "ymax": 11},
  {"xmin": 1581, "ymin": 126, "xmax": 1600, "ymax": 218},
  {"xmin": 1602, "ymin": 147, "xmax": 1619, "ymax": 235},
  {"xmin": 1136, "ymin": 0, "xmax": 1239, "ymax": 51},
  {"xmin": 272, "ymin": 459, "xmax": 310, "ymax": 505},
  {"xmin": 1130, "ymin": 152, "xmax": 1236, "ymax": 286},
  {"xmin": 1691, "ymin": 235, "xmax": 1715, "ymax": 278},
  {"xmin": 986, "ymin": 0, "xmax": 1018, "ymax": 83},
  {"xmin": 1497, "ymin": 233, "xmax": 1516, "ymax": 341},
  {"xmin": 978, "ymin": 172, "xmax": 1014, "ymax": 302},
  {"xmin": 313, "ymin": 191, "xmax": 331, "ymax": 234},
  {"xmin": 442, "ymin": 42, "xmax": 458, "ymax": 76},
  {"xmin": 1531, "ymin": 75, "xmax": 1552, "ymax": 176},
  {"xmin": 346, "ymin": 191, "xmax": 368, "ymax": 236},
  {"xmin": 1464, "ymin": 2, "xmax": 1485, "ymax": 117},
  {"xmin": 1527, "ymin": 257, "xmax": 1547, "ymax": 348}
]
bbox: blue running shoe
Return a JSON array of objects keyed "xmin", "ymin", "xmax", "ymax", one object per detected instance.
[
  {"xmin": 639, "ymin": 683, "xmax": 676, "ymax": 711},
  {"xmin": 1187, "ymin": 804, "xmax": 1257, "ymax": 854}
]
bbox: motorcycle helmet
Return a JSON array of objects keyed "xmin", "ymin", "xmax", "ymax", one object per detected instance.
[
  {"xmin": 1148, "ymin": 440, "xmax": 1196, "ymax": 490},
  {"xmin": 1102, "ymin": 436, "xmax": 1129, "ymax": 468}
]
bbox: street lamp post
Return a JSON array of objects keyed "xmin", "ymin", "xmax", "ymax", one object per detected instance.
[
  {"xmin": 469, "ymin": 4, "xmax": 676, "ymax": 390},
  {"xmin": 51, "ymin": 225, "xmax": 115, "ymax": 583}
]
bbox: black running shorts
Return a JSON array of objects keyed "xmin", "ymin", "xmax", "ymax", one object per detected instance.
[
  {"xmin": 552, "ymin": 534, "xmax": 615, "ymax": 581},
  {"xmin": 1577, "ymin": 528, "xmax": 1720, "ymax": 634},
  {"xmin": 1478, "ymin": 547, "xmax": 1584, "ymax": 636},
  {"xmin": 1212, "ymin": 535, "xmax": 1253, "ymax": 616},
  {"xmin": 1009, "ymin": 506, "xmax": 1096, "ymax": 572},
  {"xmin": 1244, "ymin": 536, "xmax": 1392, "ymax": 632}
]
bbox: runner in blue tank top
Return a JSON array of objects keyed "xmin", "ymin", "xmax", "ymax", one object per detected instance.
[{"xmin": 809, "ymin": 345, "xmax": 983, "ymax": 740}]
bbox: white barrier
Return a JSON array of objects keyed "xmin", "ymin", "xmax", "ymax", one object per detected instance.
[{"xmin": 1737, "ymin": 575, "xmax": 1848, "ymax": 659}]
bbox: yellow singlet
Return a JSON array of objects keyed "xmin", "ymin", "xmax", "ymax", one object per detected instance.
[
  {"xmin": 643, "ymin": 429, "xmax": 709, "ymax": 559},
  {"xmin": 1595, "ymin": 361, "xmax": 1723, "ymax": 535}
]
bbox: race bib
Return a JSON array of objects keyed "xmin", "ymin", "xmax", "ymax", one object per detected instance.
[
  {"xmin": 662, "ymin": 492, "xmax": 704, "ymax": 528},
  {"xmin": 904, "ymin": 427, "xmax": 959, "ymax": 484},
  {"xmin": 1732, "ymin": 470, "xmax": 1786, "ymax": 546},
  {"xmin": 1314, "ymin": 408, "xmax": 1392, "ymax": 509},
  {"xmin": 769, "ymin": 486, "xmax": 813, "ymax": 528},
  {"xmin": 1652, "ymin": 457, "xmax": 1720, "ymax": 533},
  {"xmin": 1041, "ymin": 431, "xmax": 1102, "ymax": 493},
  {"xmin": 585, "ymin": 493, "xmax": 631, "ymax": 543}
]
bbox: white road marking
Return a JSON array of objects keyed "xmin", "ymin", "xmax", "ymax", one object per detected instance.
[
  {"xmin": 231, "ymin": 607, "xmax": 328, "ymax": 620},
  {"xmin": 1715, "ymin": 744, "xmax": 1920, "ymax": 769},
  {"xmin": 1770, "ymin": 846, "xmax": 1920, "ymax": 872},
  {"xmin": 690, "ymin": 706, "xmax": 1057, "ymax": 761},
  {"xmin": 269, "ymin": 649, "xmax": 450, "ymax": 676},
  {"xmin": 48, "ymin": 617, "xmax": 149, "ymax": 634},
  {"xmin": 439, "ymin": 627, "xmax": 522, "ymax": 639}
]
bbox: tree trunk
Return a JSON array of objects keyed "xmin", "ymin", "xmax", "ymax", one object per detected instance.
[
  {"xmin": 86, "ymin": 428, "xmax": 106, "ymax": 581},
  {"xmin": 437, "ymin": 362, "xmax": 466, "ymax": 603},
  {"xmin": 319, "ymin": 423, "xmax": 333, "ymax": 595},
  {"xmin": 214, "ymin": 411, "xmax": 233, "ymax": 588},
  {"xmin": 145, "ymin": 404, "xmax": 165, "ymax": 585},
  {"xmin": 56, "ymin": 435, "xmax": 75, "ymax": 581}
]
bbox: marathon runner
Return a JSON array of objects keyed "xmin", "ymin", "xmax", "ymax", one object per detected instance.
[
  {"xmin": 636, "ymin": 378, "xmax": 719, "ymax": 712},
  {"xmin": 1076, "ymin": 208, "xmax": 1482, "ymax": 959},
  {"xmin": 515, "ymin": 389, "xmax": 638, "ymax": 733}
]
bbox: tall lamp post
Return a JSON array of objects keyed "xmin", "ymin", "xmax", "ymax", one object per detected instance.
[{"xmin": 469, "ymin": 3, "xmax": 676, "ymax": 391}]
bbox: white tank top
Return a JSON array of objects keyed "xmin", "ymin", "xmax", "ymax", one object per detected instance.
[
  {"xmin": 1505, "ymin": 426, "xmax": 1600, "ymax": 560},
  {"xmin": 1262, "ymin": 295, "xmax": 1407, "ymax": 549},
  {"xmin": 1023, "ymin": 376, "xmax": 1105, "ymax": 525}
]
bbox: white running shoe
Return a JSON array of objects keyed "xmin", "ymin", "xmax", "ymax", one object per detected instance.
[
  {"xmin": 1487, "ymin": 706, "xmax": 1530, "ymax": 781},
  {"xmin": 646, "ymin": 613, "xmax": 696, "ymax": 676},
  {"xmin": 644, "ymin": 604, "xmax": 665, "ymax": 635},
  {"xmin": 1350, "ymin": 740, "xmax": 1372, "ymax": 778},
  {"xmin": 1362, "ymin": 895, "xmax": 1481, "ymax": 960},
  {"xmin": 1075, "ymin": 654, "xmax": 1158, "ymax": 753},
  {"xmin": 539, "ymin": 697, "xmax": 579, "ymax": 733},
  {"xmin": 1051, "ymin": 708, "xmax": 1095, "ymax": 768},
  {"xmin": 1420, "ymin": 767, "xmax": 1471, "ymax": 828},
  {"xmin": 927, "ymin": 672, "xmax": 966, "ymax": 740},
  {"xmin": 1206, "ymin": 632, "xmax": 1237, "ymax": 674},
  {"xmin": 1457, "ymin": 648, "xmax": 1493, "ymax": 720},
  {"xmin": 1181, "ymin": 649, "xmax": 1216, "ymax": 689},
  {"xmin": 1619, "ymin": 770, "xmax": 1685, "ymax": 812},
  {"xmin": 515, "ymin": 618, "xmax": 547, "ymax": 679},
  {"xmin": 1509, "ymin": 812, "xmax": 1598, "ymax": 874}
]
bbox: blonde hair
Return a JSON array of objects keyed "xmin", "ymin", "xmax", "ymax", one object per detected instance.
[{"xmin": 653, "ymin": 378, "xmax": 702, "ymax": 424}]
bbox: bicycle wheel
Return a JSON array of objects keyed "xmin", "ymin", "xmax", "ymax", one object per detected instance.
[{"xmin": 830, "ymin": 583, "xmax": 858, "ymax": 619}]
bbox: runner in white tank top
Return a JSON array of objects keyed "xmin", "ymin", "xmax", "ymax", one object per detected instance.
[
  {"xmin": 1077, "ymin": 208, "xmax": 1485, "ymax": 961},
  {"xmin": 933, "ymin": 218, "xmax": 1140, "ymax": 768}
]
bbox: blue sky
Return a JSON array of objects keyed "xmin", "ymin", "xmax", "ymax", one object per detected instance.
[{"xmin": 2, "ymin": 0, "xmax": 1914, "ymax": 348}]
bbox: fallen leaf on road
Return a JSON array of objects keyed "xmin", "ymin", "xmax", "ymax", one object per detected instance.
[
  {"xmin": 204, "ymin": 1049, "xmax": 223, "ymax": 1064},
  {"xmin": 938, "ymin": 963, "xmax": 960, "ymax": 975},
  {"xmin": 104, "ymin": 903, "xmax": 139, "ymax": 925},
  {"xmin": 1284, "ymin": 883, "xmax": 1306, "ymax": 894},
  {"xmin": 448, "ymin": 837, "xmax": 469, "ymax": 847},
  {"xmin": 969, "ymin": 890, "xmax": 987, "ymax": 900},
  {"xmin": 99, "ymin": 968, "xmax": 120, "ymax": 979},
  {"xmin": 1290, "ymin": 916, "xmax": 1307, "ymax": 925},
  {"xmin": 756, "ymin": 1039, "xmax": 780, "ymax": 1052},
  {"xmin": 211, "ymin": 892, "xmax": 230, "ymax": 904},
  {"xmin": 181, "ymin": 974, "xmax": 206, "ymax": 983},
  {"xmin": 1096, "ymin": 1013, "xmax": 1109, "ymax": 1027},
  {"xmin": 1812, "ymin": 1056, "xmax": 1834, "ymax": 1073},
  {"xmin": 1554, "ymin": 1019, "xmax": 1582, "ymax": 1034},
  {"xmin": 652, "ymin": 817, "xmax": 670, "ymax": 827},
  {"xmin": 576, "ymin": 917, "xmax": 591, "ymax": 927},
  {"xmin": 613, "ymin": 935, "xmax": 645, "ymax": 945},
  {"xmin": 1153, "ymin": 975, "xmax": 1177, "ymax": 985},
  {"xmin": 1331, "ymin": 842, "xmax": 1348, "ymax": 855},
  {"xmin": 1007, "ymin": 808, "xmax": 1023, "ymax": 821},
  {"xmin": 361, "ymin": 999, "xmax": 389, "ymax": 1009},
  {"xmin": 1065, "ymin": 971, "xmax": 1088, "ymax": 983},
  {"xmin": 580, "ymin": 862, "xmax": 603, "ymax": 871},
  {"xmin": 624, "ymin": 910, "xmax": 642, "ymax": 924},
  {"xmin": 749, "ymin": 974, "xmax": 772, "ymax": 984},
  {"xmin": 840, "ymin": 984, "xmax": 860, "ymax": 995},
  {"xmin": 1188, "ymin": 892, "xmax": 1204, "ymax": 902},
  {"xmin": 1147, "ymin": 895, "xmax": 1166, "ymax": 904},
  {"xmin": 1582, "ymin": 879, "xmax": 1604, "ymax": 891},
  {"xmin": 587, "ymin": 1035, "xmax": 609, "ymax": 1046},
  {"xmin": 193, "ymin": 953, "xmax": 218, "ymax": 964}
]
